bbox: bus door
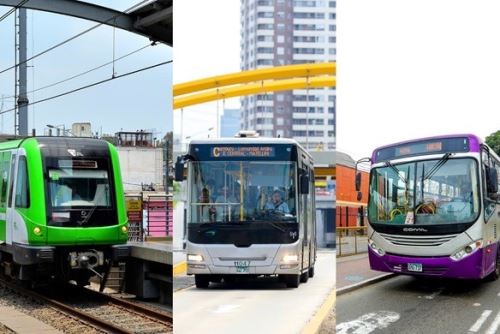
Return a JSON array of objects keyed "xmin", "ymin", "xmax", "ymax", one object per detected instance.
[{"xmin": 300, "ymin": 163, "xmax": 311, "ymax": 271}]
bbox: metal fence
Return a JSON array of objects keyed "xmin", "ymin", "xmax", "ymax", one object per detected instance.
[
  {"xmin": 337, "ymin": 226, "xmax": 368, "ymax": 257},
  {"xmin": 126, "ymin": 194, "xmax": 173, "ymax": 241}
]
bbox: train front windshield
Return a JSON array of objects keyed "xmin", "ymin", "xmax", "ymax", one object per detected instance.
[
  {"xmin": 189, "ymin": 161, "xmax": 296, "ymax": 223},
  {"xmin": 368, "ymin": 158, "xmax": 480, "ymax": 226}
]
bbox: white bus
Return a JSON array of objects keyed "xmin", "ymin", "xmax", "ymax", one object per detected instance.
[{"xmin": 175, "ymin": 133, "xmax": 316, "ymax": 288}]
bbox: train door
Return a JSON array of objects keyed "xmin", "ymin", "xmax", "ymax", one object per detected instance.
[
  {"xmin": 0, "ymin": 151, "xmax": 11, "ymax": 243},
  {"xmin": 5, "ymin": 151, "xmax": 16, "ymax": 245}
]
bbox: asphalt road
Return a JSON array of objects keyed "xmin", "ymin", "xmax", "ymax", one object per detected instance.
[
  {"xmin": 173, "ymin": 250, "xmax": 335, "ymax": 334},
  {"xmin": 337, "ymin": 274, "xmax": 500, "ymax": 334}
]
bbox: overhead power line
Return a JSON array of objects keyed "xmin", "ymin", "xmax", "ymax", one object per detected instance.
[
  {"xmin": 0, "ymin": 0, "xmax": 29, "ymax": 23},
  {"xmin": 0, "ymin": 59, "xmax": 173, "ymax": 115},
  {"xmin": 3, "ymin": 43, "xmax": 152, "ymax": 99},
  {"xmin": 0, "ymin": 0, "xmax": 155, "ymax": 76}
]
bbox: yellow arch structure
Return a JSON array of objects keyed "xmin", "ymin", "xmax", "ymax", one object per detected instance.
[{"xmin": 173, "ymin": 62, "xmax": 335, "ymax": 109}]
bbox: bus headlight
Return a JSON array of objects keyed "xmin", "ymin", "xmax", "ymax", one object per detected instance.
[
  {"xmin": 450, "ymin": 240, "xmax": 483, "ymax": 261},
  {"xmin": 282, "ymin": 254, "xmax": 298, "ymax": 263},
  {"xmin": 188, "ymin": 254, "xmax": 204, "ymax": 262},
  {"xmin": 368, "ymin": 239, "xmax": 385, "ymax": 256}
]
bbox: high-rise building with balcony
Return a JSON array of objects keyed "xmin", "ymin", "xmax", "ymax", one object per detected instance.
[{"xmin": 240, "ymin": 0, "xmax": 335, "ymax": 151}]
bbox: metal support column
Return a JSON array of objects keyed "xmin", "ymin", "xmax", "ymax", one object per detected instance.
[{"xmin": 17, "ymin": 8, "xmax": 28, "ymax": 136}]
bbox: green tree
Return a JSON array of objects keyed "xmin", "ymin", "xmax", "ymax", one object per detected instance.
[{"xmin": 486, "ymin": 130, "xmax": 500, "ymax": 155}]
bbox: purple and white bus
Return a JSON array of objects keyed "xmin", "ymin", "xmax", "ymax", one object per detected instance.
[{"xmin": 356, "ymin": 134, "xmax": 500, "ymax": 279}]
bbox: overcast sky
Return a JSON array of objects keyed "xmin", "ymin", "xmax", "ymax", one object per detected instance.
[
  {"xmin": 173, "ymin": 0, "xmax": 240, "ymax": 145},
  {"xmin": 0, "ymin": 0, "xmax": 172, "ymax": 137},
  {"xmin": 337, "ymin": 0, "xmax": 499, "ymax": 160}
]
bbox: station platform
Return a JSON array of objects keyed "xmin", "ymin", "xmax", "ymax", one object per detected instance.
[
  {"xmin": 0, "ymin": 306, "xmax": 61, "ymax": 333},
  {"xmin": 123, "ymin": 240, "xmax": 172, "ymax": 305},
  {"xmin": 128, "ymin": 241, "xmax": 172, "ymax": 265}
]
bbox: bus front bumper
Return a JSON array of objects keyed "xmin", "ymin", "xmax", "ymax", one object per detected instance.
[
  {"xmin": 187, "ymin": 263, "xmax": 300, "ymax": 275},
  {"xmin": 368, "ymin": 244, "xmax": 498, "ymax": 280}
]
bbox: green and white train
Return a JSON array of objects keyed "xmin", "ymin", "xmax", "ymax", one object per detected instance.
[{"xmin": 0, "ymin": 137, "xmax": 129, "ymax": 285}]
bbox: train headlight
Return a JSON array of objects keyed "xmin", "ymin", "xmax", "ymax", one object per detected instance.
[
  {"xmin": 33, "ymin": 227, "xmax": 41, "ymax": 235},
  {"xmin": 121, "ymin": 226, "xmax": 128, "ymax": 233},
  {"xmin": 188, "ymin": 254, "xmax": 204, "ymax": 262},
  {"xmin": 368, "ymin": 239, "xmax": 385, "ymax": 256},
  {"xmin": 450, "ymin": 240, "xmax": 483, "ymax": 261},
  {"xmin": 282, "ymin": 254, "xmax": 299, "ymax": 263}
]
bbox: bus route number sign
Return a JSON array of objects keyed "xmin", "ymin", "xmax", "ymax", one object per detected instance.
[
  {"xmin": 211, "ymin": 146, "xmax": 275, "ymax": 158},
  {"xmin": 234, "ymin": 260, "xmax": 250, "ymax": 273}
]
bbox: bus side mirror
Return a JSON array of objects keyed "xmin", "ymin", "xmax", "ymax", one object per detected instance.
[
  {"xmin": 355, "ymin": 172, "xmax": 362, "ymax": 192},
  {"xmin": 300, "ymin": 174, "xmax": 309, "ymax": 194},
  {"xmin": 175, "ymin": 157, "xmax": 185, "ymax": 181},
  {"xmin": 486, "ymin": 166, "xmax": 498, "ymax": 194}
]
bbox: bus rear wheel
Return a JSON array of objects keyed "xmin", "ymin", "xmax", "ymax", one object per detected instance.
[
  {"xmin": 195, "ymin": 275, "xmax": 210, "ymax": 288},
  {"xmin": 300, "ymin": 270, "xmax": 309, "ymax": 283},
  {"xmin": 308, "ymin": 266, "xmax": 315, "ymax": 278}
]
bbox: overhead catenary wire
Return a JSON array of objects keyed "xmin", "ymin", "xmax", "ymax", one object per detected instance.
[
  {"xmin": 2, "ymin": 43, "xmax": 152, "ymax": 99},
  {"xmin": 0, "ymin": 0, "xmax": 30, "ymax": 23},
  {"xmin": 0, "ymin": 59, "xmax": 173, "ymax": 115},
  {"xmin": 0, "ymin": 0, "xmax": 154, "ymax": 76}
]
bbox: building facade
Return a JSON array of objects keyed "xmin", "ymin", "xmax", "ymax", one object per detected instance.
[{"xmin": 240, "ymin": 0, "xmax": 336, "ymax": 150}]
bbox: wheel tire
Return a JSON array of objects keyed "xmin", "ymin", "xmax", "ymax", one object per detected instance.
[
  {"xmin": 285, "ymin": 274, "xmax": 300, "ymax": 288},
  {"xmin": 487, "ymin": 250, "xmax": 500, "ymax": 281},
  {"xmin": 308, "ymin": 266, "xmax": 315, "ymax": 278},
  {"xmin": 195, "ymin": 275, "xmax": 210, "ymax": 288},
  {"xmin": 300, "ymin": 270, "xmax": 309, "ymax": 283}
]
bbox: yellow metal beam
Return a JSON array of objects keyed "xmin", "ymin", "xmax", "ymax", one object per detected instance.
[
  {"xmin": 173, "ymin": 62, "xmax": 335, "ymax": 96},
  {"xmin": 174, "ymin": 75, "xmax": 335, "ymax": 109}
]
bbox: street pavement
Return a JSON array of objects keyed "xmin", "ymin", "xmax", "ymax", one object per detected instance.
[
  {"xmin": 337, "ymin": 274, "xmax": 500, "ymax": 333},
  {"xmin": 173, "ymin": 250, "xmax": 335, "ymax": 334},
  {"xmin": 337, "ymin": 252, "xmax": 388, "ymax": 290}
]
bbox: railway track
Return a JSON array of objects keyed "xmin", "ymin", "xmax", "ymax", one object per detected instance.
[{"xmin": 0, "ymin": 278, "xmax": 172, "ymax": 334}]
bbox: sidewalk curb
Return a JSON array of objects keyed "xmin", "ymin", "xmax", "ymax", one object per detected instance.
[
  {"xmin": 337, "ymin": 273, "xmax": 396, "ymax": 296},
  {"xmin": 173, "ymin": 261, "xmax": 187, "ymax": 276},
  {"xmin": 301, "ymin": 288, "xmax": 336, "ymax": 334}
]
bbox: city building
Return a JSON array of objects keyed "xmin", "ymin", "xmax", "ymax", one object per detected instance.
[
  {"xmin": 240, "ymin": 0, "xmax": 336, "ymax": 150},
  {"xmin": 220, "ymin": 108, "xmax": 241, "ymax": 137},
  {"xmin": 335, "ymin": 151, "xmax": 369, "ymax": 227}
]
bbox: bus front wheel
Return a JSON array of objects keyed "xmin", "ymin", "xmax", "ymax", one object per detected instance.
[
  {"xmin": 300, "ymin": 270, "xmax": 309, "ymax": 283},
  {"xmin": 308, "ymin": 266, "xmax": 315, "ymax": 278},
  {"xmin": 487, "ymin": 249, "xmax": 500, "ymax": 281},
  {"xmin": 281, "ymin": 274, "xmax": 300, "ymax": 288},
  {"xmin": 195, "ymin": 275, "xmax": 210, "ymax": 288}
]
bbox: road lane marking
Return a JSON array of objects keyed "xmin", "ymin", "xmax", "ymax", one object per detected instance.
[
  {"xmin": 336, "ymin": 311, "xmax": 400, "ymax": 334},
  {"xmin": 485, "ymin": 311, "xmax": 500, "ymax": 334},
  {"xmin": 469, "ymin": 310, "xmax": 492, "ymax": 332},
  {"xmin": 212, "ymin": 304, "xmax": 240, "ymax": 314},
  {"xmin": 473, "ymin": 303, "xmax": 481, "ymax": 307},
  {"xmin": 173, "ymin": 261, "xmax": 187, "ymax": 276},
  {"xmin": 301, "ymin": 288, "xmax": 336, "ymax": 334}
]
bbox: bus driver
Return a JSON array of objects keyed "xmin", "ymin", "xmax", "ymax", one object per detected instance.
[{"xmin": 265, "ymin": 190, "xmax": 290, "ymax": 214}]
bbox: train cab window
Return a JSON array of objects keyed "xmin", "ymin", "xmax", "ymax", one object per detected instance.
[{"xmin": 15, "ymin": 156, "xmax": 29, "ymax": 208}]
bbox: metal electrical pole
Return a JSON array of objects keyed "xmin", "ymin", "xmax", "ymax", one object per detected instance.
[{"xmin": 17, "ymin": 8, "xmax": 29, "ymax": 136}]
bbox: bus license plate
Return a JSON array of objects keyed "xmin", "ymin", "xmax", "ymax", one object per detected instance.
[
  {"xmin": 234, "ymin": 261, "xmax": 250, "ymax": 273},
  {"xmin": 407, "ymin": 263, "xmax": 423, "ymax": 272}
]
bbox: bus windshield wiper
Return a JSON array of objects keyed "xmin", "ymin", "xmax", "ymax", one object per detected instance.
[
  {"xmin": 385, "ymin": 161, "xmax": 408, "ymax": 184},
  {"xmin": 423, "ymin": 153, "xmax": 452, "ymax": 180}
]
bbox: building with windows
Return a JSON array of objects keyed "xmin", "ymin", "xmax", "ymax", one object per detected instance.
[
  {"xmin": 220, "ymin": 108, "xmax": 241, "ymax": 137},
  {"xmin": 240, "ymin": 0, "xmax": 336, "ymax": 150}
]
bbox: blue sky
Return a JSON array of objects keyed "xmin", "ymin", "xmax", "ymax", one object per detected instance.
[{"xmin": 0, "ymin": 0, "xmax": 172, "ymax": 138}]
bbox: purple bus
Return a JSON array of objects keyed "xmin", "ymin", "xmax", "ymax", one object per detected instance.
[{"xmin": 355, "ymin": 134, "xmax": 500, "ymax": 279}]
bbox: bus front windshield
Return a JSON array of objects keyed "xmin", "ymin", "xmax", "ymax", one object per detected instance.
[
  {"xmin": 189, "ymin": 161, "xmax": 296, "ymax": 223},
  {"xmin": 368, "ymin": 158, "xmax": 480, "ymax": 226}
]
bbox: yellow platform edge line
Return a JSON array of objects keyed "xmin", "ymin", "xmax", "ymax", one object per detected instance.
[
  {"xmin": 173, "ymin": 261, "xmax": 187, "ymax": 277},
  {"xmin": 301, "ymin": 288, "xmax": 336, "ymax": 334}
]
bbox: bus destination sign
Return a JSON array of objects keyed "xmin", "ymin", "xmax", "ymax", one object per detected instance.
[{"xmin": 211, "ymin": 146, "xmax": 276, "ymax": 158}]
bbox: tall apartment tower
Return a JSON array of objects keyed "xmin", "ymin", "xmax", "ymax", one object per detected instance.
[{"xmin": 240, "ymin": 0, "xmax": 336, "ymax": 151}]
